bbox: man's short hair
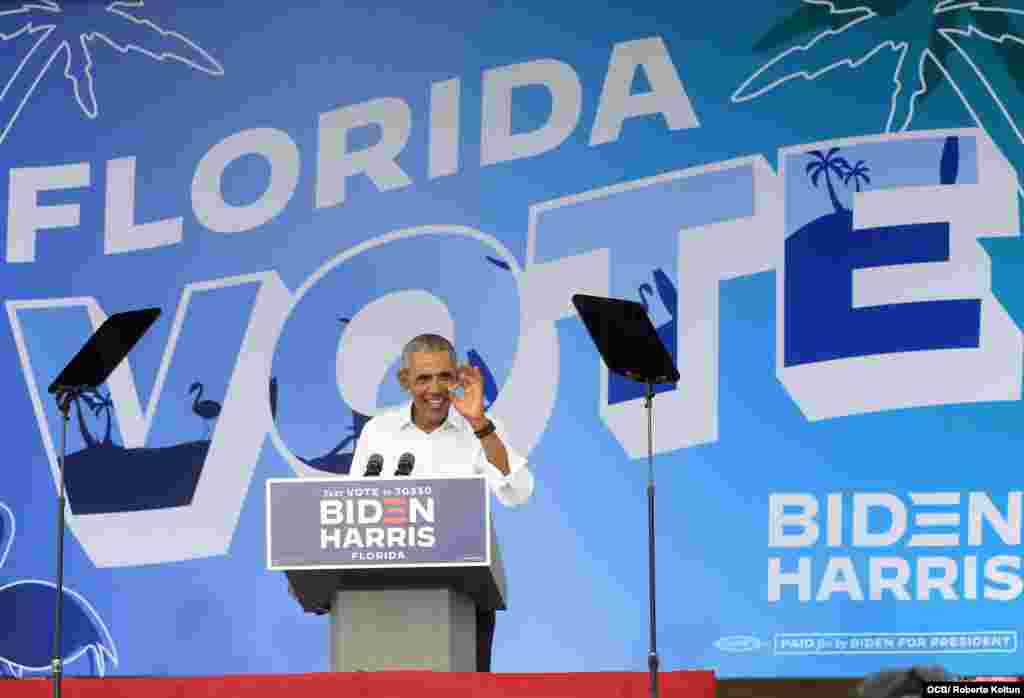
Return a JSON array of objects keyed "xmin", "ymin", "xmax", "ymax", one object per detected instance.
[{"xmin": 401, "ymin": 334, "xmax": 457, "ymax": 370}]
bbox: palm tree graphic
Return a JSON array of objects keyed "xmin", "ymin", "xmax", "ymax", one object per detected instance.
[
  {"xmin": 843, "ymin": 158, "xmax": 872, "ymax": 190},
  {"xmin": 806, "ymin": 147, "xmax": 853, "ymax": 211},
  {"xmin": 733, "ymin": 1, "xmax": 1024, "ymax": 193},
  {"xmin": 0, "ymin": 0, "xmax": 223, "ymax": 145}
]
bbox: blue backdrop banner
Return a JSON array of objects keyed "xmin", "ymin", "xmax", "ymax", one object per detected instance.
[{"xmin": 2, "ymin": 0, "xmax": 1024, "ymax": 680}]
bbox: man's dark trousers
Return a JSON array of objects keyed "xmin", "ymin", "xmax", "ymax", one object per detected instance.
[{"xmin": 476, "ymin": 608, "xmax": 496, "ymax": 672}]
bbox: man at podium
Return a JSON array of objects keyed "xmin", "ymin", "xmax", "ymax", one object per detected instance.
[{"xmin": 351, "ymin": 333, "xmax": 534, "ymax": 671}]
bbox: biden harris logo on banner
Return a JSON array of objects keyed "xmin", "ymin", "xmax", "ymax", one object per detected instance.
[{"xmin": 0, "ymin": 0, "xmax": 223, "ymax": 145}]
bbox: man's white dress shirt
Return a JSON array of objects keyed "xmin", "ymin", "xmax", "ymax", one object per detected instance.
[{"xmin": 350, "ymin": 401, "xmax": 534, "ymax": 507}]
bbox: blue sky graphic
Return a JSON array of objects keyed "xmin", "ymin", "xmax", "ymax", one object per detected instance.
[{"xmin": 0, "ymin": 0, "xmax": 1023, "ymax": 680}]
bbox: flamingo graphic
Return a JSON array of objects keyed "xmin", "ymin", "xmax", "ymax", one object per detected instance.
[
  {"xmin": 638, "ymin": 269, "xmax": 678, "ymax": 332},
  {"xmin": 609, "ymin": 269, "xmax": 679, "ymax": 404},
  {"xmin": 187, "ymin": 382, "xmax": 222, "ymax": 439},
  {"xmin": 0, "ymin": 502, "xmax": 118, "ymax": 677},
  {"xmin": 638, "ymin": 282, "xmax": 655, "ymax": 305}
]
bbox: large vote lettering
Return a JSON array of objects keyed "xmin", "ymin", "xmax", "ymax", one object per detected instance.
[{"xmin": 7, "ymin": 129, "xmax": 1021, "ymax": 566}]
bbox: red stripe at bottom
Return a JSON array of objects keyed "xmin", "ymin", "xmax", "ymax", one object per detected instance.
[{"xmin": 0, "ymin": 671, "xmax": 715, "ymax": 698}]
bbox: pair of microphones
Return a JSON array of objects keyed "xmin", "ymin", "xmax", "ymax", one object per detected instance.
[{"xmin": 363, "ymin": 452, "xmax": 415, "ymax": 477}]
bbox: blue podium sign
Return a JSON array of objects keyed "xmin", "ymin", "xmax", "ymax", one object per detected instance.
[{"xmin": 266, "ymin": 476, "xmax": 490, "ymax": 570}]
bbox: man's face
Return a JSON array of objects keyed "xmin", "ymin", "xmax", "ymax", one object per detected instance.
[{"xmin": 400, "ymin": 350, "xmax": 457, "ymax": 425}]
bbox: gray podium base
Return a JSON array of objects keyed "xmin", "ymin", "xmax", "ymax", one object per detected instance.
[{"xmin": 329, "ymin": 588, "xmax": 477, "ymax": 671}]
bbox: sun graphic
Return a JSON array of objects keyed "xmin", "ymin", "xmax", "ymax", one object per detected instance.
[
  {"xmin": 0, "ymin": 0, "xmax": 223, "ymax": 145},
  {"xmin": 734, "ymin": 1, "xmax": 1024, "ymax": 191}
]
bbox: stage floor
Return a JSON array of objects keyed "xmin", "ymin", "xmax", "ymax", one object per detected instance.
[
  {"xmin": 0, "ymin": 671, "xmax": 716, "ymax": 697},
  {"xmin": 717, "ymin": 677, "xmax": 861, "ymax": 697}
]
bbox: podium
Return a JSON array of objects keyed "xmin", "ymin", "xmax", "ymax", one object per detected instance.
[{"xmin": 267, "ymin": 475, "xmax": 505, "ymax": 671}]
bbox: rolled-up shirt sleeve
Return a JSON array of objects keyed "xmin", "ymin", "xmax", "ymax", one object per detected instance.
[{"xmin": 477, "ymin": 415, "xmax": 534, "ymax": 507}]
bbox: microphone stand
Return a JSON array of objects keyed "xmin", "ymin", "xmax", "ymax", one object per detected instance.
[
  {"xmin": 644, "ymin": 381, "xmax": 659, "ymax": 698},
  {"xmin": 51, "ymin": 386, "xmax": 83, "ymax": 698}
]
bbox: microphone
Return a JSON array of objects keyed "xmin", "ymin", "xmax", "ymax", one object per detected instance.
[
  {"xmin": 395, "ymin": 452, "xmax": 415, "ymax": 476},
  {"xmin": 363, "ymin": 453, "xmax": 383, "ymax": 477}
]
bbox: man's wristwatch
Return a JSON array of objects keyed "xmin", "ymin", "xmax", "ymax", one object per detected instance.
[{"xmin": 473, "ymin": 419, "xmax": 496, "ymax": 439}]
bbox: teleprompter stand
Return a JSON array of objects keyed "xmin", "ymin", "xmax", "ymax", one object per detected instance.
[
  {"xmin": 46, "ymin": 307, "xmax": 160, "ymax": 698},
  {"xmin": 571, "ymin": 294, "xmax": 679, "ymax": 698}
]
